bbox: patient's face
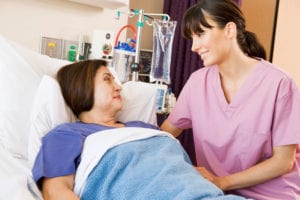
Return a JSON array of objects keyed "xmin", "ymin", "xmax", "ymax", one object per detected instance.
[{"xmin": 93, "ymin": 66, "xmax": 123, "ymax": 114}]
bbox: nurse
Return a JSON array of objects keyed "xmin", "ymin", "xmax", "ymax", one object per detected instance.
[{"xmin": 161, "ymin": 0, "xmax": 300, "ymax": 199}]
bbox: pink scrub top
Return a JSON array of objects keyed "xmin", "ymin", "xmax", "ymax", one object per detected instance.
[{"xmin": 169, "ymin": 60, "xmax": 300, "ymax": 199}]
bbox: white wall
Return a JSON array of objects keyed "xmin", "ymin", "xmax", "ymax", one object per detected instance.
[
  {"xmin": 0, "ymin": 0, "xmax": 129, "ymax": 52},
  {"xmin": 272, "ymin": 0, "xmax": 300, "ymax": 87}
]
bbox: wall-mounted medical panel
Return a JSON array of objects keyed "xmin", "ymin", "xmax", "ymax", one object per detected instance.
[{"xmin": 40, "ymin": 36, "xmax": 91, "ymax": 61}]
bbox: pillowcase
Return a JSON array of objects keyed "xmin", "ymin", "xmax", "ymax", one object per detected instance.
[
  {"xmin": 27, "ymin": 76, "xmax": 76, "ymax": 167},
  {"xmin": 27, "ymin": 75, "xmax": 158, "ymax": 167},
  {"xmin": 116, "ymin": 81, "xmax": 158, "ymax": 124}
]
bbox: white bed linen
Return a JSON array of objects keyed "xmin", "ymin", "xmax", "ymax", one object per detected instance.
[{"xmin": 0, "ymin": 146, "xmax": 42, "ymax": 200}]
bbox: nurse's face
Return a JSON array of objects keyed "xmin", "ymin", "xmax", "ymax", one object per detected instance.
[
  {"xmin": 191, "ymin": 16, "xmax": 231, "ymax": 67},
  {"xmin": 93, "ymin": 66, "xmax": 123, "ymax": 114}
]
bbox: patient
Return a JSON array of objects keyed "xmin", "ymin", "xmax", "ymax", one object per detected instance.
[{"xmin": 32, "ymin": 59, "xmax": 246, "ymax": 200}]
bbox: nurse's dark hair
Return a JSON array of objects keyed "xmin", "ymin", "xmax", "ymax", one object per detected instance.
[
  {"xmin": 182, "ymin": 0, "xmax": 266, "ymax": 59},
  {"xmin": 56, "ymin": 59, "xmax": 108, "ymax": 117}
]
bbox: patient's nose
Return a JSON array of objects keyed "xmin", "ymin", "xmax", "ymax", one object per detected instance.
[{"xmin": 114, "ymin": 81, "xmax": 122, "ymax": 91}]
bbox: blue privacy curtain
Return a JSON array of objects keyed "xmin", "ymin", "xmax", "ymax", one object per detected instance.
[{"xmin": 163, "ymin": 0, "xmax": 241, "ymax": 164}]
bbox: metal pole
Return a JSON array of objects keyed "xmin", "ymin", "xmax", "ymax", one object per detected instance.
[{"xmin": 131, "ymin": 9, "xmax": 144, "ymax": 81}]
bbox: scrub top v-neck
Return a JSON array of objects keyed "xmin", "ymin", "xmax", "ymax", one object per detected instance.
[{"xmin": 212, "ymin": 61, "xmax": 267, "ymax": 117}]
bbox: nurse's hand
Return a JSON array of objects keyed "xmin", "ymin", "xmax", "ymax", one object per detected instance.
[{"xmin": 195, "ymin": 166, "xmax": 228, "ymax": 190}]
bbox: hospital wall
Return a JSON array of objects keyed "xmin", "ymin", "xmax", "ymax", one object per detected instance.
[
  {"xmin": 242, "ymin": 0, "xmax": 300, "ymax": 88},
  {"xmin": 240, "ymin": 0, "xmax": 276, "ymax": 62},
  {"xmin": 0, "ymin": 0, "xmax": 129, "ymax": 52},
  {"xmin": 272, "ymin": 0, "xmax": 300, "ymax": 88}
]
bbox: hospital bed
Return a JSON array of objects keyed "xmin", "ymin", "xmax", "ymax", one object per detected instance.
[
  {"xmin": 0, "ymin": 34, "xmax": 158, "ymax": 199},
  {"xmin": 0, "ymin": 35, "xmax": 248, "ymax": 200}
]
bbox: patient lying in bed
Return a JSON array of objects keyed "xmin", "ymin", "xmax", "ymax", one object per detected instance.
[{"xmin": 32, "ymin": 59, "xmax": 247, "ymax": 199}]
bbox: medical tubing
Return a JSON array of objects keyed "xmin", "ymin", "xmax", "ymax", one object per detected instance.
[
  {"xmin": 112, "ymin": 25, "xmax": 137, "ymax": 83},
  {"xmin": 114, "ymin": 25, "xmax": 137, "ymax": 47}
]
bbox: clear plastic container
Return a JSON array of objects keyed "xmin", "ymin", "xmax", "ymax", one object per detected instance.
[{"xmin": 112, "ymin": 42, "xmax": 136, "ymax": 83}]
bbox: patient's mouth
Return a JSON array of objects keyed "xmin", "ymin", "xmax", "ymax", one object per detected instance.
[{"xmin": 114, "ymin": 95, "xmax": 121, "ymax": 100}]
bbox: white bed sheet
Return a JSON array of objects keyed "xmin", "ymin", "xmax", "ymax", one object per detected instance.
[{"xmin": 0, "ymin": 146, "xmax": 42, "ymax": 199}]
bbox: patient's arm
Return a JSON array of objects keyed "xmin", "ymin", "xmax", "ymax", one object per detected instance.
[
  {"xmin": 42, "ymin": 174, "xmax": 79, "ymax": 200},
  {"xmin": 161, "ymin": 118, "xmax": 183, "ymax": 138}
]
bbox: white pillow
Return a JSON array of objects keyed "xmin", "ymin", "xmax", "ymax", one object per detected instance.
[
  {"xmin": 0, "ymin": 35, "xmax": 70, "ymax": 159},
  {"xmin": 116, "ymin": 81, "xmax": 158, "ymax": 125},
  {"xmin": 27, "ymin": 76, "xmax": 77, "ymax": 167},
  {"xmin": 0, "ymin": 37, "xmax": 36, "ymax": 158},
  {"xmin": 27, "ymin": 76, "xmax": 158, "ymax": 167}
]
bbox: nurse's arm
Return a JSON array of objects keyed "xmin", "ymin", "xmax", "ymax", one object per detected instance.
[
  {"xmin": 42, "ymin": 174, "xmax": 79, "ymax": 200},
  {"xmin": 161, "ymin": 118, "xmax": 183, "ymax": 138},
  {"xmin": 219, "ymin": 144, "xmax": 297, "ymax": 191}
]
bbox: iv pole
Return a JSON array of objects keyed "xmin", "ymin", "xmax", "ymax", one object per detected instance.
[
  {"xmin": 131, "ymin": 9, "xmax": 144, "ymax": 81},
  {"xmin": 116, "ymin": 9, "xmax": 170, "ymax": 81}
]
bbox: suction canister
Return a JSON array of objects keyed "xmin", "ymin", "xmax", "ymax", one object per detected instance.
[
  {"xmin": 112, "ymin": 41, "xmax": 136, "ymax": 83},
  {"xmin": 112, "ymin": 25, "xmax": 137, "ymax": 83}
]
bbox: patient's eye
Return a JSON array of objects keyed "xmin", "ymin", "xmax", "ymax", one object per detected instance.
[
  {"xmin": 103, "ymin": 73, "xmax": 114, "ymax": 84},
  {"xmin": 104, "ymin": 76, "xmax": 111, "ymax": 82}
]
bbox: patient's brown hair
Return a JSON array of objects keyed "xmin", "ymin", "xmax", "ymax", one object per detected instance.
[{"xmin": 56, "ymin": 59, "xmax": 108, "ymax": 118}]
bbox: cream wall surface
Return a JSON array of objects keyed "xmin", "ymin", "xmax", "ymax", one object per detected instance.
[
  {"xmin": 241, "ymin": 0, "xmax": 276, "ymax": 61},
  {"xmin": 0, "ymin": 0, "xmax": 129, "ymax": 52},
  {"xmin": 272, "ymin": 0, "xmax": 300, "ymax": 87}
]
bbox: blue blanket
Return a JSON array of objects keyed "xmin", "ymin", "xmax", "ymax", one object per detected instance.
[{"xmin": 81, "ymin": 136, "xmax": 247, "ymax": 200}]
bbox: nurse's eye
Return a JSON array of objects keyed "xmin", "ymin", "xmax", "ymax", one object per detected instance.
[{"xmin": 196, "ymin": 31, "xmax": 205, "ymax": 37}]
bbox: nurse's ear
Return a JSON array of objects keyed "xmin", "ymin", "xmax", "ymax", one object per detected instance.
[{"xmin": 224, "ymin": 22, "xmax": 237, "ymax": 39}]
